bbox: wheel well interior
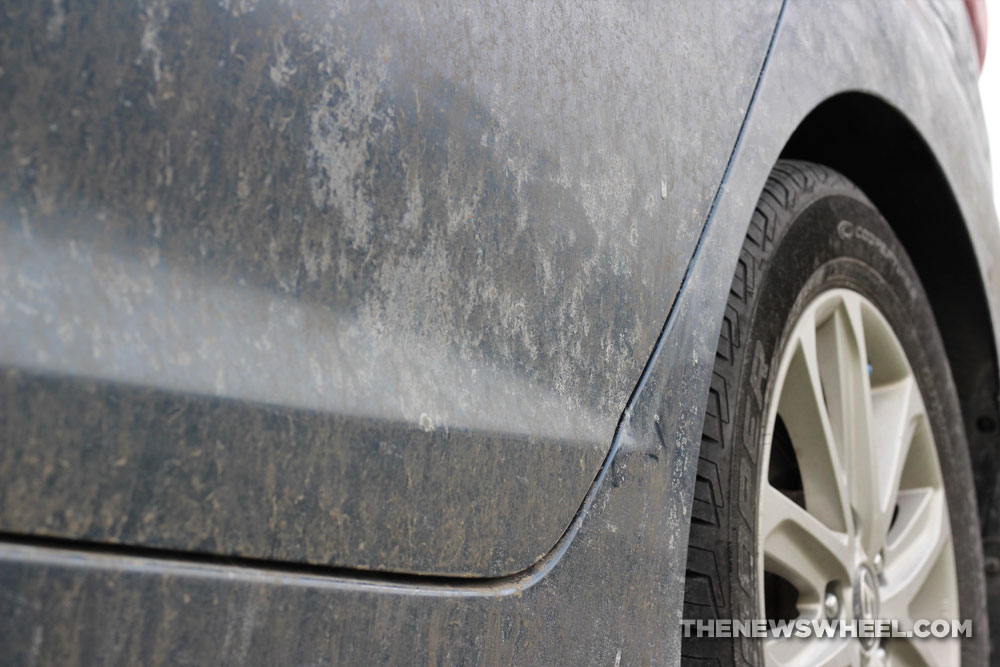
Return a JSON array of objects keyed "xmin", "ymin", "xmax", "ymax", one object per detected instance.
[{"xmin": 780, "ymin": 92, "xmax": 1000, "ymax": 538}]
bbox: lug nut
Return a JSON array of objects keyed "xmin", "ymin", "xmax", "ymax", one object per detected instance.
[
  {"xmin": 873, "ymin": 552, "xmax": 884, "ymax": 574},
  {"xmin": 824, "ymin": 591, "xmax": 840, "ymax": 619}
]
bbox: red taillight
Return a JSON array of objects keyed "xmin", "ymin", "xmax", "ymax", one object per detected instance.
[{"xmin": 965, "ymin": 0, "xmax": 988, "ymax": 71}]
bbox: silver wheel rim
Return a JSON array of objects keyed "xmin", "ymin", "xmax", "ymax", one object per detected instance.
[{"xmin": 757, "ymin": 289, "xmax": 959, "ymax": 666}]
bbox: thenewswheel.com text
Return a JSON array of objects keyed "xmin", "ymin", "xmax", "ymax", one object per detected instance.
[{"xmin": 681, "ymin": 619, "xmax": 972, "ymax": 639}]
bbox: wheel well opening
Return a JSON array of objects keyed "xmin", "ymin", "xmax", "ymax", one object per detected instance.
[{"xmin": 780, "ymin": 92, "xmax": 1000, "ymax": 533}]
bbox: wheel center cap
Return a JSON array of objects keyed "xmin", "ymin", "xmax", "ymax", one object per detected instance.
[{"xmin": 853, "ymin": 563, "xmax": 880, "ymax": 651}]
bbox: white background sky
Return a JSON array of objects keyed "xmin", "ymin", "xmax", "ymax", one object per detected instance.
[{"xmin": 982, "ymin": 0, "xmax": 1000, "ymax": 217}]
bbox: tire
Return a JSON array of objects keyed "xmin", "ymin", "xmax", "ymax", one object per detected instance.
[{"xmin": 681, "ymin": 160, "xmax": 989, "ymax": 666}]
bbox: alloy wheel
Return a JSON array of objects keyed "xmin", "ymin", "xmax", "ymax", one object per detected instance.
[{"xmin": 758, "ymin": 288, "xmax": 959, "ymax": 666}]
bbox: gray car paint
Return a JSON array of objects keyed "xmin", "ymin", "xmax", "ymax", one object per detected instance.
[
  {"xmin": 0, "ymin": 0, "xmax": 997, "ymax": 665},
  {"xmin": 0, "ymin": 0, "xmax": 780, "ymax": 578}
]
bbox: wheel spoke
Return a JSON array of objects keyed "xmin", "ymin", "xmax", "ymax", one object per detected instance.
[
  {"xmin": 814, "ymin": 299, "xmax": 861, "ymax": 476},
  {"xmin": 761, "ymin": 483, "xmax": 852, "ymax": 604},
  {"xmin": 836, "ymin": 294, "xmax": 884, "ymax": 556},
  {"xmin": 778, "ymin": 311, "xmax": 851, "ymax": 535},
  {"xmin": 867, "ymin": 375, "xmax": 923, "ymax": 554},
  {"xmin": 880, "ymin": 488, "xmax": 951, "ymax": 624},
  {"xmin": 887, "ymin": 635, "xmax": 960, "ymax": 667},
  {"xmin": 764, "ymin": 636, "xmax": 859, "ymax": 667}
]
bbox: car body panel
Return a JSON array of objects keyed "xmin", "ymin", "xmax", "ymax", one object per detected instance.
[
  {"xmin": 1, "ymin": 0, "xmax": 998, "ymax": 664},
  {"xmin": 0, "ymin": 0, "xmax": 781, "ymax": 578}
]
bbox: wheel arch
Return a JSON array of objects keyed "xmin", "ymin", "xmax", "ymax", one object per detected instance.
[{"xmin": 779, "ymin": 91, "xmax": 1000, "ymax": 533}]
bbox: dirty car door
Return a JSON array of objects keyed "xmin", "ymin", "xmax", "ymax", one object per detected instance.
[{"xmin": 0, "ymin": 0, "xmax": 782, "ymax": 577}]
